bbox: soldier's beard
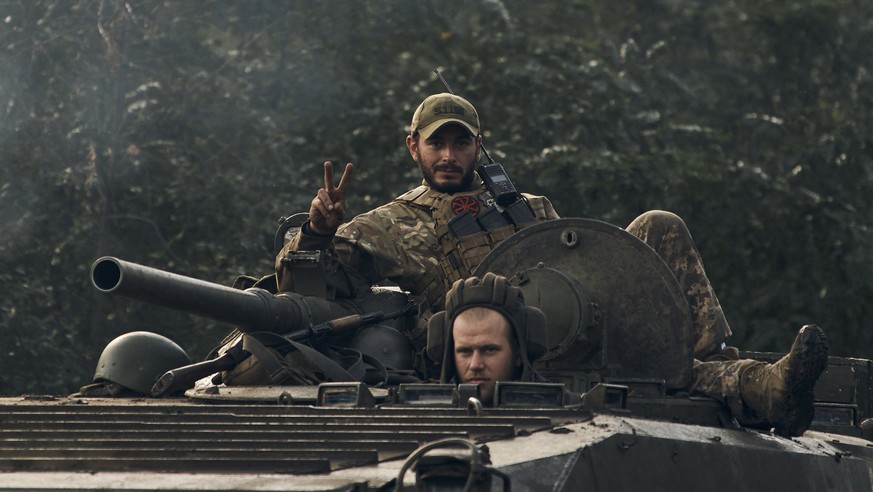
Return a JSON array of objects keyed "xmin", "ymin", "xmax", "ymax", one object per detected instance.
[{"xmin": 418, "ymin": 159, "xmax": 477, "ymax": 193}]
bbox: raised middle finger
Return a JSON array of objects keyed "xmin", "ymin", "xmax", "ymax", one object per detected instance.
[{"xmin": 336, "ymin": 162, "xmax": 354, "ymax": 193}]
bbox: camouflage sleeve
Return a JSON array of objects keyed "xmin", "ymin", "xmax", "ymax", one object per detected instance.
[
  {"xmin": 275, "ymin": 211, "xmax": 410, "ymax": 292},
  {"xmin": 524, "ymin": 194, "xmax": 561, "ymax": 220},
  {"xmin": 334, "ymin": 207, "xmax": 440, "ymax": 292},
  {"xmin": 330, "ymin": 214, "xmax": 399, "ymax": 284}
]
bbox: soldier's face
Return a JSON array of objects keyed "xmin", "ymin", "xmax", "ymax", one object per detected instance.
[
  {"xmin": 407, "ymin": 124, "xmax": 481, "ymax": 193},
  {"xmin": 452, "ymin": 307, "xmax": 520, "ymax": 403}
]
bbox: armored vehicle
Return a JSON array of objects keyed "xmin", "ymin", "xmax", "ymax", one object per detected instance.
[{"xmin": 2, "ymin": 218, "xmax": 872, "ymax": 491}]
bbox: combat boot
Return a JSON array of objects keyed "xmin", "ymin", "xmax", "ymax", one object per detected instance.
[{"xmin": 739, "ymin": 324, "xmax": 828, "ymax": 437}]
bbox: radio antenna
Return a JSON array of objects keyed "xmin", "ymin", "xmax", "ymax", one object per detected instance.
[
  {"xmin": 433, "ymin": 69, "xmax": 495, "ymax": 164},
  {"xmin": 433, "ymin": 69, "xmax": 455, "ymax": 95}
]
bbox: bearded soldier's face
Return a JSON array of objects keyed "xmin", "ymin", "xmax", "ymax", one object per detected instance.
[{"xmin": 407, "ymin": 124, "xmax": 481, "ymax": 193}]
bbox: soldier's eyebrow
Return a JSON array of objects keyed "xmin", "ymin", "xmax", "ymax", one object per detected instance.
[{"xmin": 457, "ymin": 342, "xmax": 503, "ymax": 352}]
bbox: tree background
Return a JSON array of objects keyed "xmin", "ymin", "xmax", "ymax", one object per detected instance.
[{"xmin": 1, "ymin": 0, "xmax": 871, "ymax": 395}]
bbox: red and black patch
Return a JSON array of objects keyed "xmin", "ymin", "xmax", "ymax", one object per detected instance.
[{"xmin": 451, "ymin": 196, "xmax": 480, "ymax": 217}]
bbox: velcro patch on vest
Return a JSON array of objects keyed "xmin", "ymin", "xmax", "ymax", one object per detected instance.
[{"xmin": 451, "ymin": 196, "xmax": 480, "ymax": 217}]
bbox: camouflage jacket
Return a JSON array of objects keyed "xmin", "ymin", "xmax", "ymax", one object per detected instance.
[{"xmin": 276, "ymin": 175, "xmax": 558, "ymax": 317}]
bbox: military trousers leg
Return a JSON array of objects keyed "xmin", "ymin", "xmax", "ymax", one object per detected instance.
[
  {"xmin": 626, "ymin": 210, "xmax": 732, "ymax": 359},
  {"xmin": 688, "ymin": 358, "xmax": 766, "ymax": 426}
]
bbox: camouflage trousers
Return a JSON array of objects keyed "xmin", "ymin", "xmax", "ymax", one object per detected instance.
[
  {"xmin": 689, "ymin": 358, "xmax": 768, "ymax": 426},
  {"xmin": 627, "ymin": 211, "xmax": 772, "ymax": 423},
  {"xmin": 625, "ymin": 210, "xmax": 732, "ymax": 359}
]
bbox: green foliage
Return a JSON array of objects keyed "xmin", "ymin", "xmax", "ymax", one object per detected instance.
[{"xmin": 1, "ymin": 0, "xmax": 872, "ymax": 394}]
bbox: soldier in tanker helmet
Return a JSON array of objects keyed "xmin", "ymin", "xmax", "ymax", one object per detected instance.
[
  {"xmin": 426, "ymin": 273, "xmax": 549, "ymax": 404},
  {"xmin": 72, "ymin": 331, "xmax": 190, "ymax": 397},
  {"xmin": 431, "ymin": 273, "xmax": 828, "ymax": 435},
  {"xmin": 277, "ymin": 92, "xmax": 828, "ymax": 436}
]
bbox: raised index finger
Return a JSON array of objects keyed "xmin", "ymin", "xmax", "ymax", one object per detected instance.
[
  {"xmin": 336, "ymin": 163, "xmax": 354, "ymax": 193},
  {"xmin": 323, "ymin": 161, "xmax": 335, "ymax": 191}
]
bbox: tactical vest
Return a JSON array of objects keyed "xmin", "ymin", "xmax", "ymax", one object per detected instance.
[{"xmin": 394, "ymin": 185, "xmax": 533, "ymax": 299}]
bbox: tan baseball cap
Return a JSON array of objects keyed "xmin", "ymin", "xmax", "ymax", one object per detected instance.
[{"xmin": 410, "ymin": 93, "xmax": 480, "ymax": 140}]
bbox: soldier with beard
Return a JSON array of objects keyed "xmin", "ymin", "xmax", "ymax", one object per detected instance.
[
  {"xmin": 276, "ymin": 93, "xmax": 559, "ymax": 350},
  {"xmin": 276, "ymin": 93, "xmax": 728, "ymax": 358},
  {"xmin": 276, "ymin": 93, "xmax": 828, "ymax": 436}
]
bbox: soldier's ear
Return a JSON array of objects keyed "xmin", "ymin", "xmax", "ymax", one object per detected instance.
[
  {"xmin": 406, "ymin": 134, "xmax": 419, "ymax": 161},
  {"xmin": 426, "ymin": 311, "xmax": 448, "ymax": 363}
]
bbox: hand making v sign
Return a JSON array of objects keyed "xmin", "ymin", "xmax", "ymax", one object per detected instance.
[{"xmin": 308, "ymin": 161, "xmax": 354, "ymax": 236}]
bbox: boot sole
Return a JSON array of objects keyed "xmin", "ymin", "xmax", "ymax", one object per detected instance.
[{"xmin": 776, "ymin": 324, "xmax": 829, "ymax": 436}]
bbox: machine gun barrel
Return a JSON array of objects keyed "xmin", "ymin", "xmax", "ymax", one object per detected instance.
[
  {"xmin": 91, "ymin": 256, "xmax": 327, "ymax": 334},
  {"xmin": 151, "ymin": 342, "xmax": 247, "ymax": 396}
]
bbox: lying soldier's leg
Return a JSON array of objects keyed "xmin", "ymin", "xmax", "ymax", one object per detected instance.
[
  {"xmin": 626, "ymin": 210, "xmax": 732, "ymax": 359},
  {"xmin": 689, "ymin": 325, "xmax": 828, "ymax": 437}
]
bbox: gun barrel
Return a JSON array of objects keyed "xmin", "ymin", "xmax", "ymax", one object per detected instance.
[
  {"xmin": 151, "ymin": 353, "xmax": 237, "ymax": 396},
  {"xmin": 91, "ymin": 256, "xmax": 309, "ymax": 333}
]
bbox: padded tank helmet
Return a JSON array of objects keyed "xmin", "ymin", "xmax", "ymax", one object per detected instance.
[
  {"xmin": 426, "ymin": 273, "xmax": 548, "ymax": 383},
  {"xmin": 94, "ymin": 331, "xmax": 190, "ymax": 395}
]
